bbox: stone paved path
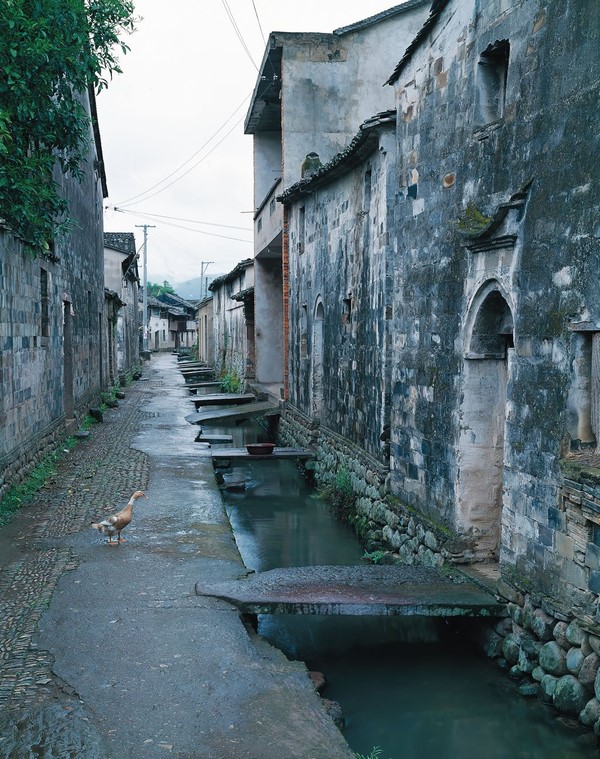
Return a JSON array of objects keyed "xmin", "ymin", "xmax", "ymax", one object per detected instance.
[
  {"xmin": 0, "ymin": 355, "xmax": 355, "ymax": 759},
  {"xmin": 0, "ymin": 381, "xmax": 148, "ymax": 689},
  {"xmin": 0, "ymin": 380, "xmax": 151, "ymax": 756}
]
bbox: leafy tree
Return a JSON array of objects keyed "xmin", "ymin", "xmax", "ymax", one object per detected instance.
[
  {"xmin": 147, "ymin": 280, "xmax": 176, "ymax": 297},
  {"xmin": 0, "ymin": 0, "xmax": 136, "ymax": 252}
]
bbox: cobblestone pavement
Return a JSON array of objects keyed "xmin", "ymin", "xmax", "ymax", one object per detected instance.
[
  {"xmin": 0, "ymin": 379, "xmax": 151, "ymax": 756},
  {"xmin": 0, "ymin": 356, "xmax": 355, "ymax": 759}
]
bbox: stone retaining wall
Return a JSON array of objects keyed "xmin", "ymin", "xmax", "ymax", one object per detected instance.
[
  {"xmin": 279, "ymin": 403, "xmax": 464, "ymax": 568},
  {"xmin": 0, "ymin": 389, "xmax": 96, "ymax": 501},
  {"xmin": 0, "ymin": 423, "xmax": 65, "ymax": 502},
  {"xmin": 477, "ymin": 583, "xmax": 600, "ymax": 733},
  {"xmin": 279, "ymin": 403, "xmax": 600, "ymax": 735}
]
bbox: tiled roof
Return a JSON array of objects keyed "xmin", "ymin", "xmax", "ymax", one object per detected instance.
[
  {"xmin": 334, "ymin": 0, "xmax": 430, "ymax": 35},
  {"xmin": 386, "ymin": 0, "xmax": 449, "ymax": 85},
  {"xmin": 104, "ymin": 232, "xmax": 136, "ymax": 255},
  {"xmin": 231, "ymin": 286, "xmax": 255, "ymax": 302},
  {"xmin": 277, "ymin": 111, "xmax": 396, "ymax": 204},
  {"xmin": 209, "ymin": 259, "xmax": 254, "ymax": 291}
]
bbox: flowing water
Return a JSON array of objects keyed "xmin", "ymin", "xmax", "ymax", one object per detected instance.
[{"xmin": 206, "ymin": 421, "xmax": 598, "ymax": 758}]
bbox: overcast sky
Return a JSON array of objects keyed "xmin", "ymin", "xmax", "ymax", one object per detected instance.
[{"xmin": 98, "ymin": 1, "xmax": 407, "ymax": 288}]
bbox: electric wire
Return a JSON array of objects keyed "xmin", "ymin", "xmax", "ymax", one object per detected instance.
[
  {"xmin": 115, "ymin": 208, "xmax": 252, "ymax": 243},
  {"xmin": 113, "ymin": 80, "xmax": 275, "ymax": 209},
  {"xmin": 112, "ymin": 93, "xmax": 251, "ymax": 207},
  {"xmin": 251, "ymin": 0, "xmax": 266, "ymax": 45},
  {"xmin": 116, "ymin": 112, "xmax": 247, "ymax": 208},
  {"xmin": 221, "ymin": 0, "xmax": 259, "ymax": 70},
  {"xmin": 112, "ymin": 209, "xmax": 250, "ymax": 232}
]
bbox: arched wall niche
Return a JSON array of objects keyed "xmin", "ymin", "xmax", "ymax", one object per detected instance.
[
  {"xmin": 310, "ymin": 297, "xmax": 324, "ymax": 419},
  {"xmin": 457, "ymin": 280, "xmax": 515, "ymax": 559}
]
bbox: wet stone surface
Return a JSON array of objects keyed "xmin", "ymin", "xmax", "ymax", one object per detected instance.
[
  {"xmin": 0, "ymin": 359, "xmax": 356, "ymax": 759},
  {"xmin": 0, "ymin": 386, "xmax": 150, "ymax": 756},
  {"xmin": 196, "ymin": 564, "xmax": 507, "ymax": 617}
]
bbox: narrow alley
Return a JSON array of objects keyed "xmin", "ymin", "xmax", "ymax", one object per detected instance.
[{"xmin": 0, "ymin": 354, "xmax": 354, "ymax": 759}]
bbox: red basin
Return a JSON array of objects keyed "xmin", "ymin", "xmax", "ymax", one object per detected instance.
[{"xmin": 246, "ymin": 443, "xmax": 275, "ymax": 455}]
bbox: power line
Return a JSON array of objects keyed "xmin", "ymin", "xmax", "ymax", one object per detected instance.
[
  {"xmin": 112, "ymin": 209, "xmax": 251, "ymax": 232},
  {"xmin": 251, "ymin": 0, "xmax": 266, "ymax": 45},
  {"xmin": 116, "ymin": 113, "xmax": 247, "ymax": 208},
  {"xmin": 112, "ymin": 94, "xmax": 251, "ymax": 207},
  {"xmin": 116, "ymin": 209, "xmax": 252, "ymax": 243},
  {"xmin": 221, "ymin": 0, "xmax": 259, "ymax": 71}
]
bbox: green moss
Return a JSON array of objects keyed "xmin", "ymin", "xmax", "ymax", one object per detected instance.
[
  {"xmin": 385, "ymin": 494, "xmax": 454, "ymax": 537},
  {"xmin": 560, "ymin": 458, "xmax": 600, "ymax": 487},
  {"xmin": 456, "ymin": 204, "xmax": 492, "ymax": 234},
  {"xmin": 0, "ymin": 437, "xmax": 76, "ymax": 526},
  {"xmin": 363, "ymin": 549, "xmax": 387, "ymax": 564}
]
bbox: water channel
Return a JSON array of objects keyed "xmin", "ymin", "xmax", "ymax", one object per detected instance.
[{"xmin": 203, "ymin": 417, "xmax": 597, "ymax": 758}]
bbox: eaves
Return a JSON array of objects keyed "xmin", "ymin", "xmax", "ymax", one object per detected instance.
[
  {"xmin": 231, "ymin": 286, "xmax": 255, "ymax": 303},
  {"xmin": 209, "ymin": 259, "xmax": 254, "ymax": 292},
  {"xmin": 277, "ymin": 110, "xmax": 396, "ymax": 205},
  {"xmin": 334, "ymin": 0, "xmax": 430, "ymax": 35},
  {"xmin": 385, "ymin": 0, "xmax": 450, "ymax": 86}
]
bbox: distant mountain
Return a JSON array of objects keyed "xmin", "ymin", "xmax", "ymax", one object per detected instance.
[{"xmin": 172, "ymin": 275, "xmax": 224, "ymax": 300}]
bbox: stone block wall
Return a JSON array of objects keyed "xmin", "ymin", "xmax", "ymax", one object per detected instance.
[
  {"xmin": 284, "ymin": 125, "xmax": 396, "ymax": 461},
  {"xmin": 279, "ymin": 403, "xmax": 466, "ymax": 568},
  {"xmin": 477, "ymin": 584, "xmax": 600, "ymax": 730},
  {"xmin": 0, "ymin": 91, "xmax": 105, "ymax": 498}
]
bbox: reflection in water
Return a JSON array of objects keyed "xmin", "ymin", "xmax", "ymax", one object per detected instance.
[{"xmin": 219, "ymin": 442, "xmax": 597, "ymax": 758}]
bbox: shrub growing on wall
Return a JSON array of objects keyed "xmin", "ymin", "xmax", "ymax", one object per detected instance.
[{"xmin": 0, "ymin": 0, "xmax": 136, "ymax": 252}]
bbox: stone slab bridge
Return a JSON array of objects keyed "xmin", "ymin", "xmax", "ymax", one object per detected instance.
[{"xmin": 195, "ymin": 565, "xmax": 506, "ymax": 618}]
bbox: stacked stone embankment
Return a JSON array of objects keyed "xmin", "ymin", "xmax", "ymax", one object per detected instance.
[{"xmin": 279, "ymin": 403, "xmax": 600, "ymax": 737}]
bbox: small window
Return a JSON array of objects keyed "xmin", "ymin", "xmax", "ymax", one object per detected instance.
[
  {"xmin": 363, "ymin": 169, "xmax": 372, "ymax": 209},
  {"xmin": 476, "ymin": 40, "xmax": 510, "ymax": 125},
  {"xmin": 298, "ymin": 206, "xmax": 306, "ymax": 254},
  {"xmin": 342, "ymin": 296, "xmax": 352, "ymax": 326},
  {"xmin": 40, "ymin": 268, "xmax": 49, "ymax": 337}
]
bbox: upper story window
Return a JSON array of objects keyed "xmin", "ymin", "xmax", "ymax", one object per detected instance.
[
  {"xmin": 40, "ymin": 268, "xmax": 49, "ymax": 338},
  {"xmin": 298, "ymin": 206, "xmax": 306, "ymax": 254},
  {"xmin": 363, "ymin": 169, "xmax": 372, "ymax": 209},
  {"xmin": 475, "ymin": 40, "xmax": 510, "ymax": 126}
]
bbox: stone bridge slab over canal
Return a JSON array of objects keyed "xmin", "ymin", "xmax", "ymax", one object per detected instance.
[{"xmin": 195, "ymin": 565, "xmax": 506, "ymax": 618}]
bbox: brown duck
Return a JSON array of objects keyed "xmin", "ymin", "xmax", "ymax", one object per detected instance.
[{"xmin": 91, "ymin": 490, "xmax": 146, "ymax": 544}]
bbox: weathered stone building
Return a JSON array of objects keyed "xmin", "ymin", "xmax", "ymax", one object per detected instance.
[
  {"xmin": 385, "ymin": 0, "xmax": 599, "ymax": 608},
  {"xmin": 209, "ymin": 259, "xmax": 255, "ymax": 382},
  {"xmin": 196, "ymin": 295, "xmax": 214, "ymax": 366},
  {"xmin": 245, "ymin": 0, "xmax": 431, "ymax": 394},
  {"xmin": 0, "ymin": 90, "xmax": 108, "ymax": 498},
  {"xmin": 267, "ymin": 0, "xmax": 600, "ymax": 723},
  {"xmin": 146, "ymin": 293, "xmax": 197, "ymax": 353},
  {"xmin": 103, "ymin": 232, "xmax": 141, "ymax": 383}
]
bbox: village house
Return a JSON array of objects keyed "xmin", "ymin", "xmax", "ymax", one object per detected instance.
[
  {"xmin": 0, "ymin": 89, "xmax": 108, "ymax": 498},
  {"xmin": 209, "ymin": 259, "xmax": 255, "ymax": 383},
  {"xmin": 261, "ymin": 0, "xmax": 600, "ymax": 722},
  {"xmin": 196, "ymin": 294, "xmax": 214, "ymax": 367},
  {"xmin": 244, "ymin": 0, "xmax": 431, "ymax": 398},
  {"xmin": 146, "ymin": 292, "xmax": 197, "ymax": 353},
  {"xmin": 103, "ymin": 232, "xmax": 141, "ymax": 383}
]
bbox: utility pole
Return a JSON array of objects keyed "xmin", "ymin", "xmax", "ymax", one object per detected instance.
[
  {"xmin": 200, "ymin": 260, "xmax": 214, "ymax": 298},
  {"xmin": 135, "ymin": 224, "xmax": 155, "ymax": 354}
]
